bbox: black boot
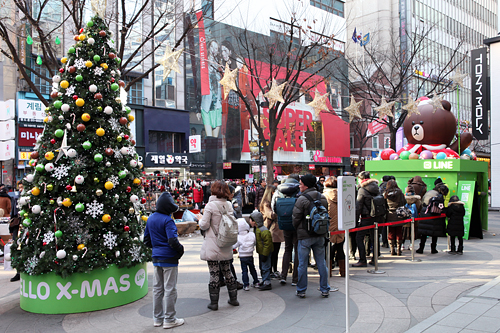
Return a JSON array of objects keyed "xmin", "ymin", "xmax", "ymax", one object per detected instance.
[
  {"xmin": 397, "ymin": 241, "xmax": 402, "ymax": 256},
  {"xmin": 207, "ymin": 285, "xmax": 220, "ymax": 310},
  {"xmin": 431, "ymin": 243, "xmax": 438, "ymax": 254},
  {"xmin": 416, "ymin": 239, "xmax": 425, "ymax": 254},
  {"xmin": 10, "ymin": 273, "xmax": 20, "ymax": 282},
  {"xmin": 227, "ymin": 282, "xmax": 239, "ymax": 306}
]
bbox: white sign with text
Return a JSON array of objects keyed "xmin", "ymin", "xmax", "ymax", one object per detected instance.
[
  {"xmin": 189, "ymin": 135, "xmax": 201, "ymax": 153},
  {"xmin": 337, "ymin": 176, "xmax": 356, "ymax": 230}
]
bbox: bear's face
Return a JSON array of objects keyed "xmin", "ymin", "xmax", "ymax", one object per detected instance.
[{"xmin": 403, "ymin": 100, "xmax": 457, "ymax": 145}]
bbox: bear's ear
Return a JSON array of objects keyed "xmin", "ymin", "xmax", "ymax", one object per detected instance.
[{"xmin": 441, "ymin": 100, "xmax": 451, "ymax": 111}]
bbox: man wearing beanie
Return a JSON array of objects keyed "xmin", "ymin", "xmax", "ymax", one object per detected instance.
[{"xmin": 292, "ymin": 173, "xmax": 331, "ymax": 298}]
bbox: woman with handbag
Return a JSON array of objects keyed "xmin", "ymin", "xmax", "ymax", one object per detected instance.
[
  {"xmin": 260, "ymin": 185, "xmax": 283, "ymax": 279},
  {"xmin": 384, "ymin": 180, "xmax": 407, "ymax": 255},
  {"xmin": 198, "ymin": 181, "xmax": 239, "ymax": 310}
]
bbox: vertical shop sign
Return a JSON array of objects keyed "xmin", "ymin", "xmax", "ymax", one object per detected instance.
[
  {"xmin": 471, "ymin": 48, "xmax": 489, "ymax": 140},
  {"xmin": 196, "ymin": 11, "xmax": 210, "ymax": 96},
  {"xmin": 189, "ymin": 135, "xmax": 201, "ymax": 153},
  {"xmin": 457, "ymin": 181, "xmax": 475, "ymax": 240}
]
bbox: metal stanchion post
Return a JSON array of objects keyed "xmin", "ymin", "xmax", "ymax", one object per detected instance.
[
  {"xmin": 327, "ymin": 237, "xmax": 331, "ymax": 277},
  {"xmin": 367, "ymin": 222, "xmax": 385, "ymax": 274},
  {"xmin": 406, "ymin": 217, "xmax": 421, "ymax": 262},
  {"xmin": 345, "ymin": 229, "xmax": 350, "ymax": 333}
]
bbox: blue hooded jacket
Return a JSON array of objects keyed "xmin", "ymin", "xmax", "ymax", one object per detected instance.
[{"xmin": 144, "ymin": 192, "xmax": 184, "ymax": 266}]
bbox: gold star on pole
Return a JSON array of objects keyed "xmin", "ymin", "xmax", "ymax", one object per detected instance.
[
  {"xmin": 344, "ymin": 95, "xmax": 362, "ymax": 122},
  {"xmin": 374, "ymin": 96, "xmax": 395, "ymax": 120},
  {"xmin": 307, "ymin": 89, "xmax": 329, "ymax": 116},
  {"xmin": 402, "ymin": 95, "xmax": 420, "ymax": 117},
  {"xmin": 449, "ymin": 71, "xmax": 467, "ymax": 88},
  {"xmin": 264, "ymin": 78, "xmax": 286, "ymax": 109},
  {"xmin": 430, "ymin": 94, "xmax": 444, "ymax": 113},
  {"xmin": 91, "ymin": 0, "xmax": 107, "ymax": 17},
  {"xmin": 219, "ymin": 63, "xmax": 238, "ymax": 99},
  {"xmin": 156, "ymin": 43, "xmax": 184, "ymax": 80}
]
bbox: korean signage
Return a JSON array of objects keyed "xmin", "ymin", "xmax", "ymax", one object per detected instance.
[
  {"xmin": 471, "ymin": 48, "xmax": 489, "ymax": 140},
  {"xmin": 309, "ymin": 164, "xmax": 315, "ymax": 170},
  {"xmin": 189, "ymin": 135, "xmax": 201, "ymax": 153},
  {"xmin": 0, "ymin": 120, "xmax": 15, "ymax": 141},
  {"xmin": 18, "ymin": 151, "xmax": 33, "ymax": 160},
  {"xmin": 17, "ymin": 99, "xmax": 46, "ymax": 123},
  {"xmin": 144, "ymin": 152, "xmax": 190, "ymax": 168},
  {"xmin": 0, "ymin": 140, "xmax": 15, "ymax": 161},
  {"xmin": 0, "ymin": 100, "xmax": 15, "ymax": 120},
  {"xmin": 223, "ymin": 162, "xmax": 232, "ymax": 169},
  {"xmin": 18, "ymin": 127, "xmax": 43, "ymax": 146}
]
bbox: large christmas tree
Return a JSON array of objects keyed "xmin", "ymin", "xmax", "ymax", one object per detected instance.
[{"xmin": 12, "ymin": 15, "xmax": 151, "ymax": 278}]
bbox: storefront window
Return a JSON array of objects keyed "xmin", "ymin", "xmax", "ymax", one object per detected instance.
[
  {"xmin": 31, "ymin": 58, "xmax": 51, "ymax": 95},
  {"xmin": 148, "ymin": 131, "xmax": 183, "ymax": 153},
  {"xmin": 125, "ymin": 76, "xmax": 145, "ymax": 105}
]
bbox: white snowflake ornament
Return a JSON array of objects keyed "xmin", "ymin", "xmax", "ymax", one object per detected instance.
[
  {"xmin": 86, "ymin": 200, "xmax": 104, "ymax": 218},
  {"xmin": 64, "ymin": 85, "xmax": 75, "ymax": 96},
  {"xmin": 94, "ymin": 67, "xmax": 104, "ymax": 76},
  {"xmin": 52, "ymin": 165, "xmax": 71, "ymax": 180},
  {"xmin": 107, "ymin": 175, "xmax": 119, "ymax": 186},
  {"xmin": 25, "ymin": 255, "xmax": 39, "ymax": 275},
  {"xmin": 43, "ymin": 231, "xmax": 54, "ymax": 244},
  {"xmin": 103, "ymin": 231, "xmax": 118, "ymax": 249},
  {"xmin": 129, "ymin": 244, "xmax": 142, "ymax": 262},
  {"xmin": 74, "ymin": 58, "xmax": 86, "ymax": 69}
]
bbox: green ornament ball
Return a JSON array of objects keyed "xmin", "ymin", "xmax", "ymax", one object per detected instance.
[
  {"xmin": 23, "ymin": 218, "xmax": 32, "ymax": 227},
  {"xmin": 47, "ymin": 184, "xmax": 54, "ymax": 191},
  {"xmin": 54, "ymin": 101, "xmax": 63, "ymax": 109},
  {"xmin": 111, "ymin": 83, "xmax": 119, "ymax": 91},
  {"xmin": 118, "ymin": 171, "xmax": 127, "ymax": 179},
  {"xmin": 82, "ymin": 141, "xmax": 92, "ymax": 149},
  {"xmin": 125, "ymin": 106, "xmax": 131, "ymax": 114},
  {"xmin": 115, "ymin": 57, "xmax": 121, "ymax": 64},
  {"xmin": 50, "ymin": 199, "xmax": 55, "ymax": 204},
  {"xmin": 68, "ymin": 47, "xmax": 76, "ymax": 54},
  {"xmin": 55, "ymin": 230, "xmax": 63, "ymax": 238},
  {"xmin": 400, "ymin": 151, "xmax": 411, "ymax": 160},
  {"xmin": 93, "ymin": 55, "xmax": 101, "ymax": 62},
  {"xmin": 55, "ymin": 129, "xmax": 64, "ymax": 138},
  {"xmin": 87, "ymin": 21, "xmax": 94, "ymax": 27},
  {"xmin": 94, "ymin": 153, "xmax": 103, "ymax": 162},
  {"xmin": 97, "ymin": 106, "xmax": 103, "ymax": 111},
  {"xmin": 76, "ymin": 75, "xmax": 83, "ymax": 82},
  {"xmin": 76, "ymin": 41, "xmax": 83, "ymax": 47},
  {"xmin": 75, "ymin": 203, "xmax": 85, "ymax": 212},
  {"xmin": 19, "ymin": 210, "xmax": 27, "ymax": 217},
  {"xmin": 94, "ymin": 177, "xmax": 99, "ymax": 183},
  {"xmin": 35, "ymin": 164, "xmax": 44, "ymax": 172},
  {"xmin": 117, "ymin": 136, "xmax": 122, "ymax": 142}
]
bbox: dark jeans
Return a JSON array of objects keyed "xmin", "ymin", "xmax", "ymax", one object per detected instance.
[
  {"xmin": 450, "ymin": 236, "xmax": 464, "ymax": 252},
  {"xmin": 281, "ymin": 230, "xmax": 298, "ymax": 283},
  {"xmin": 349, "ymin": 230, "xmax": 357, "ymax": 257},
  {"xmin": 239, "ymin": 256, "xmax": 259, "ymax": 287},
  {"xmin": 356, "ymin": 217, "xmax": 376, "ymax": 263},
  {"xmin": 381, "ymin": 225, "xmax": 388, "ymax": 244},
  {"xmin": 271, "ymin": 242, "xmax": 281, "ymax": 272}
]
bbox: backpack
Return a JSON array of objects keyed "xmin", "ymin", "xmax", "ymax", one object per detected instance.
[
  {"xmin": 276, "ymin": 197, "xmax": 297, "ymax": 231},
  {"xmin": 406, "ymin": 203, "xmax": 418, "ymax": 218},
  {"xmin": 211, "ymin": 201, "xmax": 239, "ymax": 247},
  {"xmin": 370, "ymin": 195, "xmax": 387, "ymax": 217},
  {"xmin": 396, "ymin": 206, "xmax": 412, "ymax": 219},
  {"xmin": 302, "ymin": 193, "xmax": 330, "ymax": 236},
  {"xmin": 425, "ymin": 195, "xmax": 445, "ymax": 215}
]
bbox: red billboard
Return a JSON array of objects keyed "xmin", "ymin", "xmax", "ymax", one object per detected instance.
[{"xmin": 18, "ymin": 127, "xmax": 43, "ymax": 146}]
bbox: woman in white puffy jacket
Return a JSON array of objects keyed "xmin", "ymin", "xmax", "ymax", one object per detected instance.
[{"xmin": 233, "ymin": 218, "xmax": 260, "ymax": 290}]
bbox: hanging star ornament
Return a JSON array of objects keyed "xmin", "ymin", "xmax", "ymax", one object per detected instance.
[
  {"xmin": 219, "ymin": 63, "xmax": 238, "ymax": 99},
  {"xmin": 402, "ymin": 95, "xmax": 420, "ymax": 116},
  {"xmin": 156, "ymin": 43, "xmax": 184, "ymax": 80},
  {"xmin": 430, "ymin": 94, "xmax": 444, "ymax": 113},
  {"xmin": 307, "ymin": 89, "xmax": 330, "ymax": 116},
  {"xmin": 91, "ymin": 0, "xmax": 107, "ymax": 17},
  {"xmin": 449, "ymin": 71, "xmax": 467, "ymax": 88},
  {"xmin": 344, "ymin": 95, "xmax": 362, "ymax": 122},
  {"xmin": 55, "ymin": 130, "xmax": 70, "ymax": 163},
  {"xmin": 264, "ymin": 78, "xmax": 286, "ymax": 109},
  {"xmin": 374, "ymin": 96, "xmax": 395, "ymax": 120}
]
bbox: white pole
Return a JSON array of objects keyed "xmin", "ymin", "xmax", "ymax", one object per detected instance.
[{"xmin": 345, "ymin": 229, "xmax": 350, "ymax": 333}]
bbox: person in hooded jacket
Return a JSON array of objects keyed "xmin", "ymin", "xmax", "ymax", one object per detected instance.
[
  {"xmin": 260, "ymin": 185, "xmax": 283, "ymax": 279},
  {"xmin": 249, "ymin": 210, "xmax": 274, "ymax": 290},
  {"xmin": 199, "ymin": 181, "xmax": 239, "ymax": 310},
  {"xmin": 403, "ymin": 185, "xmax": 422, "ymax": 247},
  {"xmin": 416, "ymin": 183, "xmax": 449, "ymax": 254},
  {"xmin": 231, "ymin": 184, "xmax": 243, "ymax": 219},
  {"xmin": 323, "ymin": 177, "xmax": 345, "ymax": 277},
  {"xmin": 233, "ymin": 218, "xmax": 260, "ymax": 290},
  {"xmin": 144, "ymin": 192, "xmax": 185, "ymax": 329},
  {"xmin": 445, "ymin": 195, "xmax": 466, "ymax": 255},
  {"xmin": 408, "ymin": 175, "xmax": 427, "ymax": 198},
  {"xmin": 379, "ymin": 175, "xmax": 395, "ymax": 248},
  {"xmin": 354, "ymin": 171, "xmax": 380, "ymax": 267},
  {"xmin": 384, "ymin": 180, "xmax": 407, "ymax": 256}
]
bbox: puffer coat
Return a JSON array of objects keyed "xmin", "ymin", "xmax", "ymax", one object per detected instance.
[
  {"xmin": 419, "ymin": 190, "xmax": 446, "ymax": 237},
  {"xmin": 262, "ymin": 202, "xmax": 284, "ymax": 243},
  {"xmin": 356, "ymin": 178, "xmax": 380, "ymax": 221},
  {"xmin": 445, "ymin": 201, "xmax": 466, "ymax": 237},
  {"xmin": 385, "ymin": 187, "xmax": 406, "ymax": 222},
  {"xmin": 199, "ymin": 195, "xmax": 235, "ymax": 261},
  {"xmin": 323, "ymin": 187, "xmax": 345, "ymax": 244}
]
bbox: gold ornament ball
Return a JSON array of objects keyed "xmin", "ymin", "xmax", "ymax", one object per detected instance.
[
  {"xmin": 141, "ymin": 215, "xmax": 148, "ymax": 221},
  {"xmin": 128, "ymin": 115, "xmax": 135, "ymax": 122},
  {"xmin": 104, "ymin": 181, "xmax": 114, "ymax": 190},
  {"xmin": 62, "ymin": 198, "xmax": 72, "ymax": 207},
  {"xmin": 133, "ymin": 178, "xmax": 141, "ymax": 185},
  {"xmin": 96, "ymin": 128, "xmax": 105, "ymax": 136},
  {"xmin": 102, "ymin": 214, "xmax": 111, "ymax": 223},
  {"xmin": 45, "ymin": 151, "xmax": 54, "ymax": 160},
  {"xmin": 43, "ymin": 117, "xmax": 49, "ymax": 123},
  {"xmin": 85, "ymin": 60, "xmax": 93, "ymax": 68},
  {"xmin": 77, "ymin": 244, "xmax": 85, "ymax": 250},
  {"xmin": 96, "ymin": 189, "xmax": 103, "ymax": 196},
  {"xmin": 76, "ymin": 98, "xmax": 85, "ymax": 107},
  {"xmin": 24, "ymin": 213, "xmax": 28, "ymax": 217},
  {"xmin": 81, "ymin": 113, "xmax": 91, "ymax": 122},
  {"xmin": 78, "ymin": 34, "xmax": 86, "ymax": 41},
  {"xmin": 101, "ymin": 63, "xmax": 108, "ymax": 70},
  {"xmin": 32, "ymin": 187, "xmax": 41, "ymax": 196},
  {"xmin": 61, "ymin": 57, "xmax": 68, "ymax": 64},
  {"xmin": 129, "ymin": 207, "xmax": 135, "ymax": 214},
  {"xmin": 60, "ymin": 80, "xmax": 69, "ymax": 89}
]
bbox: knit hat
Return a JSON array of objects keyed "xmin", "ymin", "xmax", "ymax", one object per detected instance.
[
  {"xmin": 358, "ymin": 171, "xmax": 371, "ymax": 180},
  {"xmin": 382, "ymin": 175, "xmax": 393, "ymax": 182},
  {"xmin": 405, "ymin": 185, "xmax": 415, "ymax": 196},
  {"xmin": 300, "ymin": 173, "xmax": 317, "ymax": 188},
  {"xmin": 434, "ymin": 178, "xmax": 443, "ymax": 186},
  {"xmin": 449, "ymin": 195, "xmax": 460, "ymax": 203}
]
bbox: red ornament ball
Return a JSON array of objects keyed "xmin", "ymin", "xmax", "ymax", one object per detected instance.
[
  {"xmin": 105, "ymin": 148, "xmax": 114, "ymax": 156},
  {"xmin": 43, "ymin": 242, "xmax": 47, "ymax": 246},
  {"xmin": 124, "ymin": 134, "xmax": 129, "ymax": 140},
  {"xmin": 94, "ymin": 93, "xmax": 103, "ymax": 100},
  {"xmin": 108, "ymin": 52, "xmax": 116, "ymax": 59},
  {"xmin": 77, "ymin": 124, "xmax": 86, "ymax": 132},
  {"xmin": 55, "ymin": 260, "xmax": 59, "ymax": 264},
  {"xmin": 141, "ymin": 197, "xmax": 146, "ymax": 204},
  {"xmin": 79, "ymin": 28, "xmax": 84, "ymax": 33},
  {"xmin": 126, "ymin": 186, "xmax": 131, "ymax": 192},
  {"xmin": 119, "ymin": 80, "xmax": 126, "ymax": 88},
  {"xmin": 68, "ymin": 66, "xmax": 76, "ymax": 73},
  {"xmin": 59, "ymin": 68, "xmax": 64, "ymax": 73},
  {"xmin": 66, "ymin": 185, "xmax": 72, "ymax": 191},
  {"xmin": 99, "ymin": 30, "xmax": 106, "ymax": 37},
  {"xmin": 50, "ymin": 139, "xmax": 56, "ymax": 144},
  {"xmin": 110, "ymin": 77, "xmax": 115, "ymax": 83},
  {"xmin": 124, "ymin": 226, "xmax": 130, "ymax": 232},
  {"xmin": 131, "ymin": 139, "xmax": 136, "ymax": 145},
  {"xmin": 119, "ymin": 117, "xmax": 128, "ymax": 125},
  {"xmin": 72, "ymin": 95, "xmax": 78, "ymax": 100},
  {"xmin": 380, "ymin": 148, "xmax": 396, "ymax": 160},
  {"xmin": 50, "ymin": 91, "xmax": 59, "ymax": 98}
]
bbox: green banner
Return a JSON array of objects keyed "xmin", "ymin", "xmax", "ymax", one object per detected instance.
[
  {"xmin": 20, "ymin": 263, "xmax": 148, "ymax": 314},
  {"xmin": 457, "ymin": 181, "xmax": 475, "ymax": 240}
]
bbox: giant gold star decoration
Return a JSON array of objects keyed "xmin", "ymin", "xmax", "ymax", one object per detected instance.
[
  {"xmin": 156, "ymin": 43, "xmax": 184, "ymax": 80},
  {"xmin": 91, "ymin": 0, "xmax": 107, "ymax": 18},
  {"xmin": 430, "ymin": 94, "xmax": 444, "ymax": 113},
  {"xmin": 344, "ymin": 95, "xmax": 362, "ymax": 122},
  {"xmin": 307, "ymin": 89, "xmax": 329, "ymax": 116},
  {"xmin": 402, "ymin": 95, "xmax": 420, "ymax": 117},
  {"xmin": 449, "ymin": 71, "xmax": 467, "ymax": 88},
  {"xmin": 264, "ymin": 78, "xmax": 286, "ymax": 109},
  {"xmin": 374, "ymin": 96, "xmax": 395, "ymax": 120},
  {"xmin": 219, "ymin": 63, "xmax": 238, "ymax": 99}
]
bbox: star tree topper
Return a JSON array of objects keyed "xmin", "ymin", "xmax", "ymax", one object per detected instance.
[
  {"xmin": 91, "ymin": 0, "xmax": 107, "ymax": 17},
  {"xmin": 264, "ymin": 78, "xmax": 286, "ymax": 109},
  {"xmin": 307, "ymin": 89, "xmax": 329, "ymax": 116},
  {"xmin": 156, "ymin": 43, "xmax": 184, "ymax": 80},
  {"xmin": 449, "ymin": 71, "xmax": 467, "ymax": 88},
  {"xmin": 374, "ymin": 96, "xmax": 395, "ymax": 120},
  {"xmin": 402, "ymin": 95, "xmax": 420, "ymax": 116},
  {"xmin": 430, "ymin": 94, "xmax": 444, "ymax": 113},
  {"xmin": 219, "ymin": 63, "xmax": 238, "ymax": 99},
  {"xmin": 344, "ymin": 95, "xmax": 362, "ymax": 122}
]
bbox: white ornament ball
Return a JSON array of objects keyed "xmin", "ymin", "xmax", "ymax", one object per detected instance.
[
  {"xmin": 47, "ymin": 116, "xmax": 53, "ymax": 122},
  {"xmin": 19, "ymin": 196, "xmax": 30, "ymax": 205},
  {"xmin": 25, "ymin": 174, "xmax": 34, "ymax": 182},
  {"xmin": 88, "ymin": 37, "xmax": 95, "ymax": 45},
  {"xmin": 115, "ymin": 251, "xmax": 120, "ymax": 257},
  {"xmin": 75, "ymin": 175, "xmax": 84, "ymax": 184},
  {"xmin": 40, "ymin": 251, "xmax": 46, "ymax": 258},
  {"xmin": 56, "ymin": 249, "xmax": 67, "ymax": 259},
  {"xmin": 130, "ymin": 195, "xmax": 139, "ymax": 203},
  {"xmin": 52, "ymin": 75, "xmax": 61, "ymax": 83},
  {"xmin": 72, "ymin": 255, "xmax": 78, "ymax": 261},
  {"xmin": 58, "ymin": 115, "xmax": 64, "ymax": 120},
  {"xmin": 89, "ymin": 84, "xmax": 98, "ymax": 92},
  {"xmin": 115, "ymin": 194, "xmax": 119, "ymax": 199},
  {"xmin": 123, "ymin": 217, "xmax": 128, "ymax": 222},
  {"xmin": 52, "ymin": 83, "xmax": 59, "ymax": 89},
  {"xmin": 138, "ymin": 162, "xmax": 143, "ymax": 169},
  {"xmin": 45, "ymin": 163, "xmax": 55, "ymax": 172},
  {"xmin": 67, "ymin": 148, "xmax": 77, "ymax": 158},
  {"xmin": 129, "ymin": 160, "xmax": 138, "ymax": 168},
  {"xmin": 61, "ymin": 103, "xmax": 70, "ymax": 112},
  {"xmin": 4, "ymin": 253, "xmax": 11, "ymax": 261},
  {"xmin": 120, "ymin": 147, "xmax": 129, "ymax": 155},
  {"xmin": 106, "ymin": 162, "xmax": 111, "ymax": 167},
  {"xmin": 66, "ymin": 123, "xmax": 71, "ymax": 130},
  {"xmin": 32, "ymin": 205, "xmax": 42, "ymax": 214},
  {"xmin": 104, "ymin": 106, "xmax": 113, "ymax": 115},
  {"xmin": 57, "ymin": 197, "xmax": 63, "ymax": 207}
]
